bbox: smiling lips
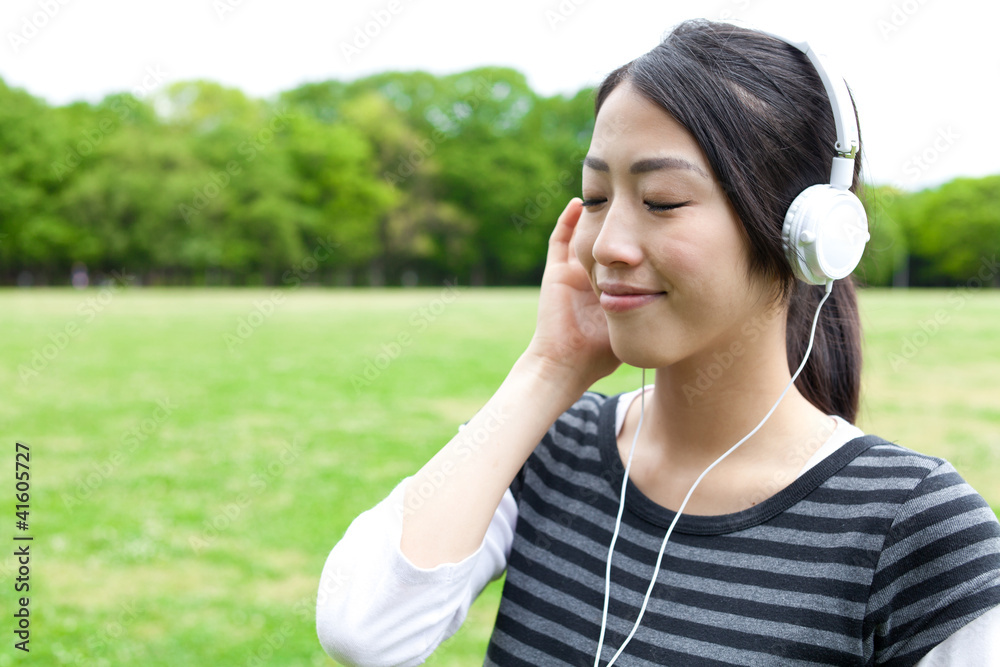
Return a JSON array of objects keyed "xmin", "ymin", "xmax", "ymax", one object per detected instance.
[{"xmin": 598, "ymin": 284, "xmax": 666, "ymax": 313}]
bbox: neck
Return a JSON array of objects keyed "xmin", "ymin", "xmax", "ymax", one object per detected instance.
[{"xmin": 640, "ymin": 317, "xmax": 826, "ymax": 471}]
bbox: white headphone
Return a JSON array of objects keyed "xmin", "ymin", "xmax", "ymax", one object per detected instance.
[
  {"xmin": 593, "ymin": 27, "xmax": 868, "ymax": 667},
  {"xmin": 774, "ymin": 32, "xmax": 870, "ymax": 285}
]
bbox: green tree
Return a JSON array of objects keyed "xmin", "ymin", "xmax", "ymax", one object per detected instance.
[
  {"xmin": 340, "ymin": 89, "xmax": 475, "ymax": 285},
  {"xmin": 9, "ymin": 68, "xmax": 995, "ymax": 290},
  {"xmin": 858, "ymin": 184, "xmax": 909, "ymax": 287},
  {"xmin": 0, "ymin": 79, "xmax": 73, "ymax": 281},
  {"xmin": 282, "ymin": 107, "xmax": 396, "ymax": 283},
  {"xmin": 896, "ymin": 176, "xmax": 1000, "ymax": 286}
]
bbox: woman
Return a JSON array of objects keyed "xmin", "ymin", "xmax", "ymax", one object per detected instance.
[{"xmin": 317, "ymin": 20, "xmax": 1000, "ymax": 666}]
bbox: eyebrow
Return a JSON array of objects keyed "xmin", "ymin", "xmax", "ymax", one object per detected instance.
[{"xmin": 583, "ymin": 155, "xmax": 710, "ymax": 179}]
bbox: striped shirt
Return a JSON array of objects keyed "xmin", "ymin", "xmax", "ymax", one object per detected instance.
[{"xmin": 486, "ymin": 392, "xmax": 1000, "ymax": 666}]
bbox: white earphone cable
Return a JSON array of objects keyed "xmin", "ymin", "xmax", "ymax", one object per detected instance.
[
  {"xmin": 595, "ymin": 281, "xmax": 834, "ymax": 666},
  {"xmin": 593, "ymin": 367, "xmax": 647, "ymax": 667}
]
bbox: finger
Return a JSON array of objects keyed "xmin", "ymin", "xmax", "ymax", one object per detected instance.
[{"xmin": 547, "ymin": 198, "xmax": 583, "ymax": 265}]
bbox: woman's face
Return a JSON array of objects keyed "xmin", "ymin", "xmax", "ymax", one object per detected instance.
[{"xmin": 573, "ymin": 81, "xmax": 777, "ymax": 370}]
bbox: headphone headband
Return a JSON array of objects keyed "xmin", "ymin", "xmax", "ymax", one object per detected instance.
[
  {"xmin": 754, "ymin": 28, "xmax": 859, "ymax": 190},
  {"xmin": 724, "ymin": 22, "xmax": 872, "ymax": 286}
]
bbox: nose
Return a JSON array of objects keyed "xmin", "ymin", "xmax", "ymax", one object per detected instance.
[{"xmin": 591, "ymin": 201, "xmax": 643, "ymax": 267}]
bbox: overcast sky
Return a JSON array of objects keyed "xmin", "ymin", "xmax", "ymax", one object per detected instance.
[{"xmin": 1, "ymin": 0, "xmax": 997, "ymax": 190}]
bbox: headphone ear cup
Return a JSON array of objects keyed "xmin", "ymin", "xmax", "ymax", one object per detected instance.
[{"xmin": 782, "ymin": 185, "xmax": 870, "ymax": 285}]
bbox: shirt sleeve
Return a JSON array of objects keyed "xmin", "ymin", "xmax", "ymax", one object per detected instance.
[
  {"xmin": 914, "ymin": 604, "xmax": 1000, "ymax": 666},
  {"xmin": 865, "ymin": 460, "xmax": 1000, "ymax": 665},
  {"xmin": 316, "ymin": 477, "xmax": 517, "ymax": 667}
]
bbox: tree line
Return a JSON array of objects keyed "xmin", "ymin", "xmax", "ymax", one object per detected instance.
[{"xmin": 0, "ymin": 70, "xmax": 996, "ymax": 288}]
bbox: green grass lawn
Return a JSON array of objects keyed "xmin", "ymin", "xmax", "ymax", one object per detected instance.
[{"xmin": 1, "ymin": 286, "xmax": 998, "ymax": 666}]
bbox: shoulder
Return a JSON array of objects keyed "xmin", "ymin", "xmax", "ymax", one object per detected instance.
[
  {"xmin": 847, "ymin": 440, "xmax": 995, "ymax": 511},
  {"xmin": 838, "ymin": 438, "xmax": 976, "ymax": 495},
  {"xmin": 538, "ymin": 390, "xmax": 616, "ymax": 457},
  {"xmin": 868, "ymin": 440, "xmax": 1000, "ymax": 576},
  {"xmin": 854, "ymin": 440, "xmax": 1000, "ymax": 664},
  {"xmin": 551, "ymin": 390, "xmax": 611, "ymax": 430},
  {"xmin": 508, "ymin": 391, "xmax": 615, "ymax": 501},
  {"xmin": 836, "ymin": 439, "xmax": 999, "ymax": 539}
]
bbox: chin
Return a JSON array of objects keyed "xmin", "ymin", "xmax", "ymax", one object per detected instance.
[{"xmin": 608, "ymin": 329, "xmax": 679, "ymax": 371}]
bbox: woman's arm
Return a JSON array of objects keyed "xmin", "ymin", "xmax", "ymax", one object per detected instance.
[
  {"xmin": 317, "ymin": 199, "xmax": 619, "ymax": 665},
  {"xmin": 316, "ymin": 482, "xmax": 518, "ymax": 667},
  {"xmin": 915, "ymin": 605, "xmax": 1000, "ymax": 666},
  {"xmin": 400, "ymin": 198, "xmax": 620, "ymax": 568}
]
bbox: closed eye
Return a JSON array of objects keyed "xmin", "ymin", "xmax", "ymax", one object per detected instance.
[
  {"xmin": 580, "ymin": 198, "xmax": 691, "ymax": 212},
  {"xmin": 646, "ymin": 200, "xmax": 690, "ymax": 212}
]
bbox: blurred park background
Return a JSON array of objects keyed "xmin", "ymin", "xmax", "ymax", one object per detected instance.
[
  {"xmin": 1, "ymin": 287, "xmax": 998, "ymax": 666},
  {"xmin": 1, "ymin": 67, "xmax": 999, "ymax": 290},
  {"xmin": 2, "ymin": 0, "xmax": 999, "ymax": 665}
]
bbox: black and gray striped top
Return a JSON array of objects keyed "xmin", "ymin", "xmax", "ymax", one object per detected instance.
[{"xmin": 485, "ymin": 392, "xmax": 1000, "ymax": 666}]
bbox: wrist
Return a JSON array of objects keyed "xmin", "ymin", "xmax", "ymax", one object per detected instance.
[{"xmin": 511, "ymin": 350, "xmax": 593, "ymax": 403}]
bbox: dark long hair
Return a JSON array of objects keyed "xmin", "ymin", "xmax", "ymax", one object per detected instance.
[{"xmin": 595, "ymin": 19, "xmax": 863, "ymax": 422}]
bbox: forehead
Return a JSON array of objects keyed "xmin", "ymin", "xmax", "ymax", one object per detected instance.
[{"xmin": 588, "ymin": 82, "xmax": 712, "ymax": 176}]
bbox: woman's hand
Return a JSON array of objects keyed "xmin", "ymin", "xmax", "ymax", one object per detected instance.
[
  {"xmin": 523, "ymin": 198, "xmax": 621, "ymax": 391},
  {"xmin": 398, "ymin": 198, "xmax": 619, "ymax": 571}
]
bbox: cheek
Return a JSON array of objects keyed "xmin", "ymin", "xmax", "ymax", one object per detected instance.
[
  {"xmin": 660, "ymin": 213, "xmax": 750, "ymax": 290},
  {"xmin": 650, "ymin": 234, "xmax": 706, "ymax": 286}
]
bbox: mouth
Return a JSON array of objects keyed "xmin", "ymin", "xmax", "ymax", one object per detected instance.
[{"xmin": 597, "ymin": 284, "xmax": 666, "ymax": 313}]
